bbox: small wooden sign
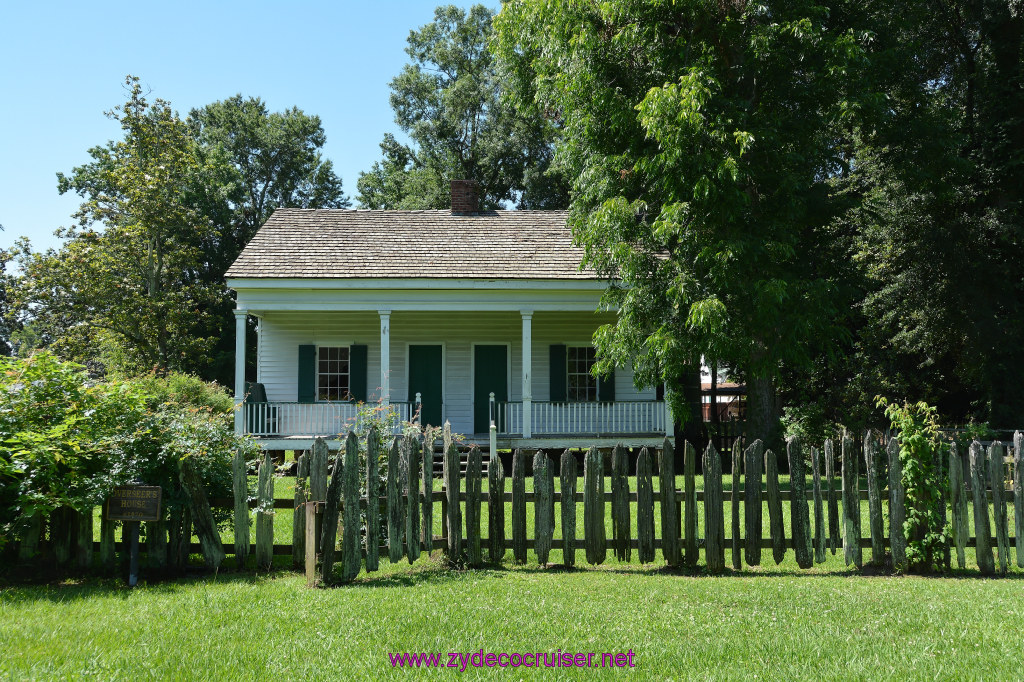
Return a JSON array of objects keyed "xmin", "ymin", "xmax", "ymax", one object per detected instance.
[{"xmin": 106, "ymin": 486, "xmax": 163, "ymax": 522}]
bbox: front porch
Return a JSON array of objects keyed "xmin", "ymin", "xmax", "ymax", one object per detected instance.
[{"xmin": 242, "ymin": 396, "xmax": 672, "ymax": 450}]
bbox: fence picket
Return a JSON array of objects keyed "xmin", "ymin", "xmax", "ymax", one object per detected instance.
[
  {"xmin": 949, "ymin": 442, "xmax": 968, "ymax": 569},
  {"xmin": 422, "ymin": 438, "xmax": 433, "ymax": 552},
  {"xmin": 704, "ymin": 443, "xmax": 725, "ymax": 572},
  {"xmin": 77, "ymin": 509, "xmax": 94, "ymax": 570},
  {"xmin": 534, "ymin": 450, "xmax": 554, "ymax": 566},
  {"xmin": 310, "ymin": 438, "xmax": 328, "ymax": 555},
  {"xmin": 888, "ymin": 437, "xmax": 907, "ymax": 571},
  {"xmin": 969, "ymin": 440, "xmax": 994, "ymax": 574},
  {"xmin": 765, "ymin": 449, "xmax": 786, "ymax": 565},
  {"xmin": 233, "ymin": 448, "xmax": 251, "ymax": 568},
  {"xmin": 488, "ymin": 448, "xmax": 506, "ymax": 564},
  {"xmin": 99, "ymin": 517, "xmax": 115, "ymax": 571},
  {"xmin": 466, "ymin": 445, "xmax": 483, "ymax": 567},
  {"xmin": 584, "ymin": 446, "xmax": 606, "ymax": 565},
  {"xmin": 255, "ymin": 451, "xmax": 274, "ymax": 571},
  {"xmin": 611, "ymin": 444, "xmax": 631, "ymax": 562},
  {"xmin": 560, "ymin": 449, "xmax": 578, "ymax": 567},
  {"xmin": 1015, "ymin": 431, "xmax": 1023, "ymax": 568},
  {"xmin": 404, "ymin": 435, "xmax": 420, "ymax": 565},
  {"xmin": 842, "ymin": 434, "xmax": 862, "ymax": 568},
  {"xmin": 637, "ymin": 447, "xmax": 655, "ymax": 564},
  {"xmin": 812, "ymin": 446, "xmax": 825, "ymax": 564},
  {"xmin": 731, "ymin": 439, "xmax": 742, "ymax": 570},
  {"xmin": 684, "ymin": 440, "xmax": 698, "ymax": 568},
  {"xmin": 320, "ymin": 447, "xmax": 344, "ymax": 584},
  {"xmin": 865, "ymin": 434, "xmax": 885, "ymax": 567},
  {"xmin": 825, "ymin": 438, "xmax": 839, "ymax": 554},
  {"xmin": 341, "ymin": 431, "xmax": 362, "ymax": 582},
  {"xmin": 659, "ymin": 438, "xmax": 680, "ymax": 567},
  {"xmin": 512, "ymin": 450, "xmax": 527, "ymax": 564},
  {"xmin": 788, "ymin": 437, "xmax": 812, "ymax": 569},
  {"xmin": 388, "ymin": 438, "xmax": 405, "ymax": 564},
  {"xmin": 988, "ymin": 442, "xmax": 1009, "ymax": 574},
  {"xmin": 365, "ymin": 436, "xmax": 379, "ymax": 571},
  {"xmin": 180, "ymin": 458, "xmax": 225, "ymax": 570},
  {"xmin": 744, "ymin": 439, "xmax": 764, "ymax": 566},
  {"xmin": 292, "ymin": 452, "xmax": 308, "ymax": 568}
]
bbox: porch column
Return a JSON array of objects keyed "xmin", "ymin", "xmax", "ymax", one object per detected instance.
[
  {"xmin": 233, "ymin": 309, "xmax": 247, "ymax": 435},
  {"xmin": 521, "ymin": 310, "xmax": 532, "ymax": 438},
  {"xmin": 379, "ymin": 310, "xmax": 391, "ymax": 406}
]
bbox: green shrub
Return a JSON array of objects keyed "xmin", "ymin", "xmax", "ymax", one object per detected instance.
[
  {"xmin": 0, "ymin": 352, "xmax": 255, "ymax": 551},
  {"xmin": 876, "ymin": 396, "xmax": 948, "ymax": 572}
]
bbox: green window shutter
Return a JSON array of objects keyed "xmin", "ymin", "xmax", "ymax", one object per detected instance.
[
  {"xmin": 549, "ymin": 344, "xmax": 566, "ymax": 402},
  {"xmin": 350, "ymin": 344, "xmax": 368, "ymax": 402},
  {"xmin": 297, "ymin": 345, "xmax": 316, "ymax": 403},
  {"xmin": 599, "ymin": 368, "xmax": 615, "ymax": 403}
]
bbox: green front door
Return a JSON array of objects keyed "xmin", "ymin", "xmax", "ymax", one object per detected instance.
[
  {"xmin": 474, "ymin": 345, "xmax": 508, "ymax": 434},
  {"xmin": 408, "ymin": 345, "xmax": 443, "ymax": 428}
]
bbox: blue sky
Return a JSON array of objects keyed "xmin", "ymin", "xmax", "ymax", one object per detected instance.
[{"xmin": 0, "ymin": 0, "xmax": 487, "ymax": 253}]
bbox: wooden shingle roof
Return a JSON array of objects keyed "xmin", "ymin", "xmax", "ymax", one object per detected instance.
[{"xmin": 225, "ymin": 208, "xmax": 601, "ymax": 280}]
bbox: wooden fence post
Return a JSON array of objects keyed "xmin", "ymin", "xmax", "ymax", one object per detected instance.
[
  {"xmin": 52, "ymin": 507, "xmax": 73, "ymax": 570},
  {"xmin": 388, "ymin": 438, "xmax": 405, "ymax": 563},
  {"xmin": 841, "ymin": 433, "xmax": 862, "ymax": 568},
  {"xmin": 422, "ymin": 435, "xmax": 433, "ymax": 552},
  {"xmin": 341, "ymin": 430, "xmax": 362, "ymax": 582},
  {"xmin": 703, "ymin": 443, "xmax": 725, "ymax": 572},
  {"xmin": 310, "ymin": 437, "xmax": 329, "ymax": 554},
  {"xmin": 744, "ymin": 439, "xmax": 763, "ymax": 566},
  {"xmin": 145, "ymin": 517, "xmax": 165, "ymax": 571},
  {"xmin": 765, "ymin": 448, "xmax": 786, "ymax": 565},
  {"xmin": 684, "ymin": 440, "xmax": 698, "ymax": 568},
  {"xmin": 466, "ymin": 445, "xmax": 483, "ymax": 567},
  {"xmin": 988, "ymin": 441, "xmax": 1009, "ymax": 575},
  {"xmin": 788, "ymin": 436, "xmax": 812, "ymax": 569},
  {"xmin": 17, "ymin": 514, "xmax": 42, "ymax": 563},
  {"xmin": 488, "ymin": 448, "xmax": 506, "ymax": 564},
  {"xmin": 864, "ymin": 433, "xmax": 885, "ymax": 567},
  {"xmin": 365, "ymin": 435, "xmax": 380, "ymax": 572},
  {"xmin": 512, "ymin": 449, "xmax": 527, "ymax": 564},
  {"xmin": 255, "ymin": 451, "xmax": 274, "ymax": 571},
  {"xmin": 560, "ymin": 449, "xmax": 577, "ymax": 567},
  {"xmin": 583, "ymin": 446, "xmax": 606, "ymax": 565},
  {"xmin": 637, "ymin": 447, "xmax": 655, "ymax": 564},
  {"xmin": 1014, "ymin": 431, "xmax": 1023, "ymax": 569},
  {"xmin": 77, "ymin": 508, "xmax": 94, "ymax": 571},
  {"xmin": 534, "ymin": 450, "xmax": 554, "ymax": 566},
  {"xmin": 443, "ymin": 436, "xmax": 462, "ymax": 560},
  {"xmin": 233, "ymin": 447, "xmax": 250, "ymax": 568},
  {"xmin": 320, "ymin": 444, "xmax": 344, "ymax": 584},
  {"xmin": 659, "ymin": 438, "xmax": 680, "ymax": 567},
  {"xmin": 179, "ymin": 458, "xmax": 226, "ymax": 570},
  {"xmin": 948, "ymin": 441, "xmax": 968, "ymax": 570},
  {"xmin": 99, "ymin": 515, "xmax": 116, "ymax": 572},
  {"xmin": 887, "ymin": 437, "xmax": 907, "ymax": 571},
  {"xmin": 405, "ymin": 434, "xmax": 421, "ymax": 565},
  {"xmin": 611, "ymin": 444, "xmax": 631, "ymax": 562},
  {"xmin": 811, "ymin": 446, "xmax": 825, "ymax": 564},
  {"xmin": 305, "ymin": 501, "xmax": 317, "ymax": 588},
  {"xmin": 825, "ymin": 438, "xmax": 839, "ymax": 554},
  {"xmin": 731, "ymin": 439, "xmax": 742, "ymax": 570},
  {"xmin": 292, "ymin": 452, "xmax": 308, "ymax": 569},
  {"xmin": 969, "ymin": 440, "xmax": 994, "ymax": 575}
]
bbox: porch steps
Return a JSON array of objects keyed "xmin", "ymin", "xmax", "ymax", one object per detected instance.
[{"xmin": 429, "ymin": 451, "xmax": 490, "ymax": 478}]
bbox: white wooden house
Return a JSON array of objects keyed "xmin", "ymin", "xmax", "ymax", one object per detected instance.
[{"xmin": 225, "ymin": 181, "xmax": 670, "ymax": 451}]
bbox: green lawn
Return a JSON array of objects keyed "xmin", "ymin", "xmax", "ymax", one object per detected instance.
[{"xmin": 3, "ymin": 559, "xmax": 1023, "ymax": 680}]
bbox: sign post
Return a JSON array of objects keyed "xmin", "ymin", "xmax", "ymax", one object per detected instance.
[{"xmin": 105, "ymin": 485, "xmax": 162, "ymax": 587}]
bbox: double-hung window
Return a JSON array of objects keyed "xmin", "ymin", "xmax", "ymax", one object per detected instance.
[
  {"xmin": 566, "ymin": 346, "xmax": 598, "ymax": 402},
  {"xmin": 317, "ymin": 346, "xmax": 350, "ymax": 401}
]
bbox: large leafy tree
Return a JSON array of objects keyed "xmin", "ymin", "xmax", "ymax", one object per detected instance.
[
  {"xmin": 12, "ymin": 79, "xmax": 350, "ymax": 385},
  {"xmin": 357, "ymin": 4, "xmax": 567, "ymax": 210},
  {"xmin": 495, "ymin": 1, "xmax": 870, "ymax": 449}
]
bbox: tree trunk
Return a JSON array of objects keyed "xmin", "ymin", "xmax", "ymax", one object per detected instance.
[{"xmin": 746, "ymin": 374, "xmax": 781, "ymax": 458}]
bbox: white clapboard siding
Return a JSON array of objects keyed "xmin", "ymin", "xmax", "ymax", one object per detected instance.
[{"xmin": 256, "ymin": 310, "xmax": 657, "ymax": 436}]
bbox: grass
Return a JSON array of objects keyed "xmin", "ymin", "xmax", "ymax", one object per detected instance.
[{"xmin": 3, "ymin": 558, "xmax": 1024, "ymax": 680}]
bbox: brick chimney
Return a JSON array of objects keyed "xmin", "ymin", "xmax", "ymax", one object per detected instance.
[{"xmin": 450, "ymin": 179, "xmax": 479, "ymax": 214}]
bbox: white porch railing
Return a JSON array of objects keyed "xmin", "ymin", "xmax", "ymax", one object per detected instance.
[
  {"xmin": 243, "ymin": 401, "xmax": 414, "ymax": 437},
  {"xmin": 528, "ymin": 400, "xmax": 666, "ymax": 436}
]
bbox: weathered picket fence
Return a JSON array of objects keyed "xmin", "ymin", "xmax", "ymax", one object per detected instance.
[{"xmin": 260, "ymin": 426, "xmax": 1022, "ymax": 585}]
